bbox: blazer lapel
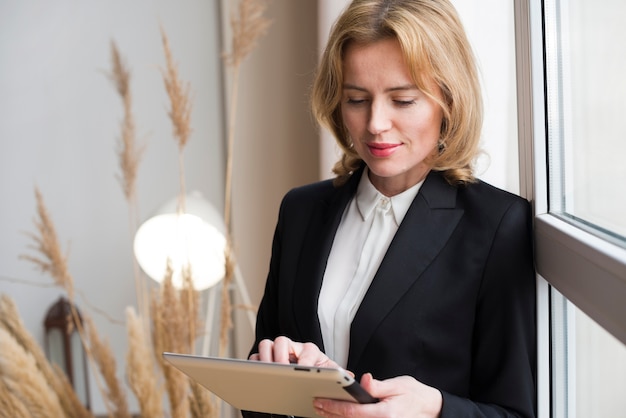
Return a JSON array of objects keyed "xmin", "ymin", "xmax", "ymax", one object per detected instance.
[
  {"xmin": 291, "ymin": 169, "xmax": 363, "ymax": 349},
  {"xmin": 348, "ymin": 171, "xmax": 464, "ymax": 369}
]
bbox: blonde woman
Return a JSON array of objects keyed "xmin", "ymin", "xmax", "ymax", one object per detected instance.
[{"xmin": 246, "ymin": 1, "xmax": 536, "ymax": 417}]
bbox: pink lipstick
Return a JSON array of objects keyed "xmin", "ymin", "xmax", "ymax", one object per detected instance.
[{"xmin": 367, "ymin": 142, "xmax": 401, "ymax": 157}]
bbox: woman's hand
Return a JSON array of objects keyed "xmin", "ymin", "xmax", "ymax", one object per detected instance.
[
  {"xmin": 249, "ymin": 336, "xmax": 340, "ymax": 369},
  {"xmin": 249, "ymin": 337, "xmax": 442, "ymax": 417},
  {"xmin": 313, "ymin": 373, "xmax": 443, "ymax": 418}
]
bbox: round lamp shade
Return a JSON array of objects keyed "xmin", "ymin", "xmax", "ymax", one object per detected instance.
[{"xmin": 133, "ymin": 193, "xmax": 227, "ymax": 290}]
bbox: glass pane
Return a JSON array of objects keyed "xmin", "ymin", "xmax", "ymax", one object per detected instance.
[
  {"xmin": 46, "ymin": 328, "xmax": 67, "ymax": 374},
  {"xmin": 575, "ymin": 304, "xmax": 626, "ymax": 416},
  {"xmin": 551, "ymin": 288, "xmax": 626, "ymax": 417},
  {"xmin": 550, "ymin": 288, "xmax": 575, "ymax": 418},
  {"xmin": 71, "ymin": 331, "xmax": 89, "ymax": 406},
  {"xmin": 545, "ymin": 0, "xmax": 626, "ymax": 245}
]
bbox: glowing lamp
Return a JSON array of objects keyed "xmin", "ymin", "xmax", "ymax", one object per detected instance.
[{"xmin": 133, "ymin": 191, "xmax": 226, "ymax": 290}]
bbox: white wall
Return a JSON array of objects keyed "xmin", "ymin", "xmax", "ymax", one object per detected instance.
[
  {"xmin": 452, "ymin": 0, "xmax": 518, "ymax": 193},
  {"xmin": 0, "ymin": 1, "xmax": 225, "ymax": 414}
]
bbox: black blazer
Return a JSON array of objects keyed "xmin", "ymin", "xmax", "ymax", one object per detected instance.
[{"xmin": 248, "ymin": 168, "xmax": 536, "ymax": 418}]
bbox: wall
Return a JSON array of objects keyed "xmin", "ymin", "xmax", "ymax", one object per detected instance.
[
  {"xmin": 451, "ymin": 0, "xmax": 519, "ymax": 193},
  {"xmin": 0, "ymin": 1, "xmax": 224, "ymax": 413},
  {"xmin": 224, "ymin": 0, "xmax": 320, "ymax": 358}
]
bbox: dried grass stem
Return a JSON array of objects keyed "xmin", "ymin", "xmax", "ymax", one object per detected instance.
[
  {"xmin": 20, "ymin": 188, "xmax": 74, "ymax": 300},
  {"xmin": 108, "ymin": 41, "xmax": 150, "ymax": 327},
  {"xmin": 160, "ymin": 28, "xmax": 193, "ymax": 216},
  {"xmin": 219, "ymin": 0, "xmax": 272, "ymax": 356}
]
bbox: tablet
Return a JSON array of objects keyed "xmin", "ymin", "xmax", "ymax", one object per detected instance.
[{"xmin": 163, "ymin": 352, "xmax": 378, "ymax": 417}]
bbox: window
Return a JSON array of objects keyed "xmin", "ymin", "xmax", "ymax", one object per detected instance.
[
  {"xmin": 544, "ymin": 0, "xmax": 626, "ymax": 246},
  {"xmin": 515, "ymin": 0, "xmax": 626, "ymax": 416}
]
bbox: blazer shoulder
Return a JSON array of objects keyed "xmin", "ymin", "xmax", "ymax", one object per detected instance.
[
  {"xmin": 454, "ymin": 180, "xmax": 532, "ymax": 233},
  {"xmin": 281, "ymin": 167, "xmax": 364, "ymax": 209},
  {"xmin": 284, "ymin": 178, "xmax": 336, "ymax": 200},
  {"xmin": 423, "ymin": 171, "xmax": 530, "ymax": 215},
  {"xmin": 460, "ymin": 179, "xmax": 530, "ymax": 211},
  {"xmin": 280, "ymin": 178, "xmax": 337, "ymax": 211}
]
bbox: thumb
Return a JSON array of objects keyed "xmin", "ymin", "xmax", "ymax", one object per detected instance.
[
  {"xmin": 360, "ymin": 373, "xmax": 383, "ymax": 397},
  {"xmin": 360, "ymin": 373, "xmax": 399, "ymax": 399}
]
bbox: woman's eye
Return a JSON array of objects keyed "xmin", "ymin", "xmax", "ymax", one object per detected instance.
[
  {"xmin": 346, "ymin": 98, "xmax": 367, "ymax": 105},
  {"xmin": 394, "ymin": 99, "xmax": 416, "ymax": 106},
  {"xmin": 344, "ymin": 97, "xmax": 416, "ymax": 106}
]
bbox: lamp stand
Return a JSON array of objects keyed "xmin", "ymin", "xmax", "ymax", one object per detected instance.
[{"xmin": 201, "ymin": 262, "xmax": 255, "ymax": 356}]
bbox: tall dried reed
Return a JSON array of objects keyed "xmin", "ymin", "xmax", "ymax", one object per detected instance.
[
  {"xmin": 182, "ymin": 264, "xmax": 203, "ymax": 348},
  {"xmin": 125, "ymin": 307, "xmax": 163, "ymax": 418},
  {"xmin": 155, "ymin": 29, "xmax": 219, "ymax": 415},
  {"xmin": 20, "ymin": 189, "xmax": 129, "ymax": 418},
  {"xmin": 20, "ymin": 187, "xmax": 74, "ymax": 300},
  {"xmin": 151, "ymin": 264, "xmax": 191, "ymax": 418},
  {"xmin": 0, "ymin": 378, "xmax": 30, "ymax": 418},
  {"xmin": 188, "ymin": 380, "xmax": 215, "ymax": 418},
  {"xmin": 0, "ymin": 294, "xmax": 92, "ymax": 418},
  {"xmin": 219, "ymin": 0, "xmax": 272, "ymax": 357},
  {"xmin": 109, "ymin": 41, "xmax": 143, "ymax": 205},
  {"xmin": 108, "ymin": 40, "xmax": 149, "ymax": 329},
  {"xmin": 85, "ymin": 316, "xmax": 131, "ymax": 418},
  {"xmin": 160, "ymin": 28, "xmax": 192, "ymax": 215},
  {"xmin": 224, "ymin": 0, "xmax": 273, "ymax": 68},
  {"xmin": 222, "ymin": 0, "xmax": 272, "ymax": 229},
  {"xmin": 0, "ymin": 327, "xmax": 65, "ymax": 417}
]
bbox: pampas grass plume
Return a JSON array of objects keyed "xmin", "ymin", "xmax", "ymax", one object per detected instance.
[
  {"xmin": 109, "ymin": 40, "xmax": 145, "ymax": 205},
  {"xmin": 108, "ymin": 39, "xmax": 151, "ymax": 342},
  {"xmin": 160, "ymin": 28, "xmax": 192, "ymax": 152},
  {"xmin": 188, "ymin": 380, "xmax": 215, "ymax": 418},
  {"xmin": 224, "ymin": 0, "xmax": 272, "ymax": 67},
  {"xmin": 84, "ymin": 316, "xmax": 131, "ymax": 418},
  {"xmin": 0, "ymin": 379, "xmax": 30, "ymax": 418},
  {"xmin": 125, "ymin": 307, "xmax": 163, "ymax": 418},
  {"xmin": 152, "ymin": 264, "xmax": 190, "ymax": 418},
  {"xmin": 0, "ymin": 294, "xmax": 92, "ymax": 418},
  {"xmin": 20, "ymin": 187, "xmax": 74, "ymax": 300},
  {"xmin": 0, "ymin": 328, "xmax": 65, "ymax": 418}
]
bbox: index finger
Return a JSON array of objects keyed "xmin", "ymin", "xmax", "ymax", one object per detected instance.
[
  {"xmin": 273, "ymin": 336, "xmax": 300, "ymax": 363},
  {"xmin": 295, "ymin": 342, "xmax": 331, "ymax": 367},
  {"xmin": 257, "ymin": 338, "xmax": 278, "ymax": 362}
]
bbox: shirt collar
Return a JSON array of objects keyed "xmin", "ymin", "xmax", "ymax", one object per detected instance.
[{"xmin": 355, "ymin": 167, "xmax": 425, "ymax": 225}]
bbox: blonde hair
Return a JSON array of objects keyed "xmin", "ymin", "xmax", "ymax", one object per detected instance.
[{"xmin": 311, "ymin": 0, "xmax": 483, "ymax": 185}]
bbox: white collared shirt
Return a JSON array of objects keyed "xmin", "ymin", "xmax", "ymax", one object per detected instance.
[{"xmin": 317, "ymin": 168, "xmax": 423, "ymax": 367}]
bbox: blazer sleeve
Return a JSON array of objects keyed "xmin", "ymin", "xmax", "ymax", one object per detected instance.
[{"xmin": 440, "ymin": 198, "xmax": 536, "ymax": 417}]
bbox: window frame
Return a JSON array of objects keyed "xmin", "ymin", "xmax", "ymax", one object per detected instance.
[
  {"xmin": 514, "ymin": 0, "xmax": 626, "ymax": 415},
  {"xmin": 514, "ymin": 0, "xmax": 626, "ymax": 347}
]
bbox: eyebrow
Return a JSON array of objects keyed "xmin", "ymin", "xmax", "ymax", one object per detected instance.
[{"xmin": 342, "ymin": 83, "xmax": 418, "ymax": 93}]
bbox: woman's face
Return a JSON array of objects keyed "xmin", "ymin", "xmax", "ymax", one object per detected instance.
[{"xmin": 341, "ymin": 37, "xmax": 443, "ymax": 196}]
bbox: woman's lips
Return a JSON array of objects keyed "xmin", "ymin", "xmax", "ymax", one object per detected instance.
[{"xmin": 367, "ymin": 142, "xmax": 401, "ymax": 157}]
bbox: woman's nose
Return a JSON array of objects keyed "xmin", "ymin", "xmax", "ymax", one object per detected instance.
[{"xmin": 367, "ymin": 102, "xmax": 392, "ymax": 135}]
